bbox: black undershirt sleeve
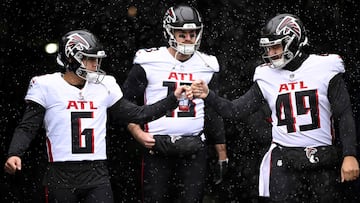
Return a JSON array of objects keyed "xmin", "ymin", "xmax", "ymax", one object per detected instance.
[
  {"xmin": 122, "ymin": 64, "xmax": 147, "ymax": 104},
  {"xmin": 108, "ymin": 95, "xmax": 178, "ymax": 125},
  {"xmin": 328, "ymin": 73, "xmax": 357, "ymax": 157},
  {"xmin": 7, "ymin": 101, "xmax": 45, "ymax": 157},
  {"xmin": 204, "ymin": 73, "xmax": 226, "ymax": 144},
  {"xmin": 204, "ymin": 82, "xmax": 266, "ymax": 120}
]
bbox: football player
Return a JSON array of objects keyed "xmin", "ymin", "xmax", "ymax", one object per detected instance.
[
  {"xmin": 4, "ymin": 29, "xmax": 191, "ymax": 203},
  {"xmin": 192, "ymin": 13, "xmax": 359, "ymax": 202},
  {"xmin": 122, "ymin": 4, "xmax": 228, "ymax": 203}
]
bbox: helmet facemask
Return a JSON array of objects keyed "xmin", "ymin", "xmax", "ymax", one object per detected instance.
[
  {"xmin": 73, "ymin": 50, "xmax": 107, "ymax": 84},
  {"xmin": 260, "ymin": 35, "xmax": 296, "ymax": 69},
  {"xmin": 165, "ymin": 25, "xmax": 203, "ymax": 55}
]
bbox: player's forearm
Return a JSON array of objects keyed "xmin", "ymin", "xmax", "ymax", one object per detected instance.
[
  {"xmin": 127, "ymin": 123, "xmax": 143, "ymax": 137},
  {"xmin": 338, "ymin": 109, "xmax": 357, "ymax": 157},
  {"xmin": 215, "ymin": 144, "xmax": 227, "ymax": 160},
  {"xmin": 204, "ymin": 83, "xmax": 265, "ymax": 120},
  {"xmin": 7, "ymin": 130, "xmax": 34, "ymax": 157}
]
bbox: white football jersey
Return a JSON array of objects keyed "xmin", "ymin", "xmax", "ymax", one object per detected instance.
[
  {"xmin": 134, "ymin": 47, "xmax": 219, "ymax": 136},
  {"xmin": 25, "ymin": 72, "xmax": 123, "ymax": 162},
  {"xmin": 254, "ymin": 54, "xmax": 344, "ymax": 147}
]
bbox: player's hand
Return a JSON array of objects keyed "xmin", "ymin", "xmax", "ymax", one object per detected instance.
[
  {"xmin": 341, "ymin": 156, "xmax": 359, "ymax": 182},
  {"xmin": 136, "ymin": 131, "xmax": 155, "ymax": 149},
  {"xmin": 174, "ymin": 85, "xmax": 193, "ymax": 100},
  {"xmin": 191, "ymin": 79, "xmax": 209, "ymax": 99},
  {"xmin": 4, "ymin": 156, "xmax": 22, "ymax": 175},
  {"xmin": 128, "ymin": 123, "xmax": 155, "ymax": 149}
]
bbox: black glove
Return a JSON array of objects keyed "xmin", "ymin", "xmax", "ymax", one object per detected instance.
[{"xmin": 214, "ymin": 158, "xmax": 229, "ymax": 185}]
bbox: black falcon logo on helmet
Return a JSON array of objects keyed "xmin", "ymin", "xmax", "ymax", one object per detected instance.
[
  {"xmin": 64, "ymin": 33, "xmax": 90, "ymax": 58},
  {"xmin": 164, "ymin": 7, "xmax": 177, "ymax": 24},
  {"xmin": 276, "ymin": 16, "xmax": 301, "ymax": 39}
]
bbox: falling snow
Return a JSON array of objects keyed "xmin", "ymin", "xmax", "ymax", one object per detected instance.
[{"xmin": 1, "ymin": 0, "xmax": 360, "ymax": 202}]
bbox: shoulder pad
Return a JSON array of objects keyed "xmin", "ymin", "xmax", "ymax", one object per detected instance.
[
  {"xmin": 194, "ymin": 51, "xmax": 220, "ymax": 72},
  {"xmin": 253, "ymin": 63, "xmax": 272, "ymax": 82},
  {"xmin": 101, "ymin": 75, "xmax": 123, "ymax": 99},
  {"xmin": 328, "ymin": 54, "xmax": 345, "ymax": 72},
  {"xmin": 133, "ymin": 47, "xmax": 163, "ymax": 64},
  {"xmin": 311, "ymin": 54, "xmax": 345, "ymax": 73}
]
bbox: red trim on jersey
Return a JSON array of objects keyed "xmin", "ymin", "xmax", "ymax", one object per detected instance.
[
  {"xmin": 143, "ymin": 91, "xmax": 150, "ymax": 133},
  {"xmin": 173, "ymin": 83, "xmax": 178, "ymax": 117},
  {"xmin": 44, "ymin": 186, "xmax": 49, "ymax": 203},
  {"xmin": 315, "ymin": 89, "xmax": 321, "ymax": 128},
  {"xmin": 191, "ymin": 100, "xmax": 197, "ymax": 117},
  {"xmin": 266, "ymin": 117, "xmax": 273, "ymax": 123},
  {"xmin": 78, "ymin": 118, "xmax": 83, "ymax": 149},
  {"xmin": 330, "ymin": 116, "xmax": 335, "ymax": 143},
  {"xmin": 288, "ymin": 92, "xmax": 297, "ymax": 132},
  {"xmin": 92, "ymin": 112, "xmax": 95, "ymax": 153},
  {"xmin": 46, "ymin": 137, "xmax": 53, "ymax": 162},
  {"xmin": 92, "ymin": 128, "xmax": 95, "ymax": 153}
]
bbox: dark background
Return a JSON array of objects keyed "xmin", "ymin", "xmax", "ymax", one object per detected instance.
[{"xmin": 1, "ymin": 0, "xmax": 360, "ymax": 202}]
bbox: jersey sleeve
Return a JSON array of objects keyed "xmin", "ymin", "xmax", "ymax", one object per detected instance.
[
  {"xmin": 24, "ymin": 76, "xmax": 47, "ymax": 107},
  {"xmin": 325, "ymin": 54, "xmax": 345, "ymax": 82},
  {"xmin": 195, "ymin": 51, "xmax": 220, "ymax": 72},
  {"xmin": 253, "ymin": 64, "xmax": 269, "ymax": 82},
  {"xmin": 133, "ymin": 47, "xmax": 162, "ymax": 65},
  {"xmin": 133, "ymin": 49, "xmax": 146, "ymax": 64},
  {"xmin": 102, "ymin": 76, "xmax": 123, "ymax": 108},
  {"xmin": 331, "ymin": 54, "xmax": 345, "ymax": 73}
]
